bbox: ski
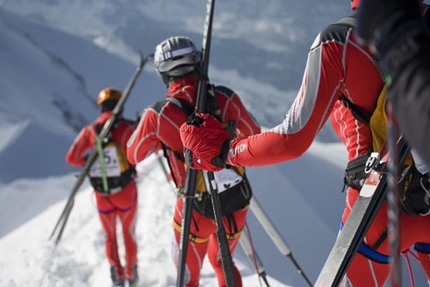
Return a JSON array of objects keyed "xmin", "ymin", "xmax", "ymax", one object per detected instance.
[
  {"xmin": 49, "ymin": 52, "xmax": 154, "ymax": 245},
  {"xmin": 175, "ymin": 0, "xmax": 212, "ymax": 281},
  {"xmin": 176, "ymin": 0, "xmax": 240, "ymax": 286},
  {"xmin": 315, "ymin": 136, "xmax": 410, "ymax": 286},
  {"xmin": 95, "ymin": 133, "xmax": 110, "ymax": 192}
]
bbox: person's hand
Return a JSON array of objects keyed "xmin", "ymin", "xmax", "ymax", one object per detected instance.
[
  {"xmin": 356, "ymin": 0, "xmax": 422, "ymax": 57},
  {"xmin": 180, "ymin": 113, "xmax": 232, "ymax": 172}
]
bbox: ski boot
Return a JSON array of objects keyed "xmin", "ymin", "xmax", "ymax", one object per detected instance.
[
  {"xmin": 125, "ymin": 264, "xmax": 139, "ymax": 287},
  {"xmin": 111, "ymin": 265, "xmax": 125, "ymax": 287}
]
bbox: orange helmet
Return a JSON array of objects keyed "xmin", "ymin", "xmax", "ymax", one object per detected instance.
[
  {"xmin": 351, "ymin": 0, "xmax": 360, "ymax": 11},
  {"xmin": 97, "ymin": 88, "xmax": 122, "ymax": 105}
]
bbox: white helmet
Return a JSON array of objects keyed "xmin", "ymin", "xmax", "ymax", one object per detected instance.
[{"xmin": 154, "ymin": 36, "xmax": 201, "ymax": 77}]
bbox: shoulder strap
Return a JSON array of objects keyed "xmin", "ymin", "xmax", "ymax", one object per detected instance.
[
  {"xmin": 93, "ymin": 123, "xmax": 110, "ymax": 147},
  {"xmin": 93, "ymin": 117, "xmax": 123, "ymax": 141},
  {"xmin": 206, "ymin": 84, "xmax": 223, "ymax": 122},
  {"xmin": 166, "ymin": 84, "xmax": 223, "ymax": 123},
  {"xmin": 339, "ymin": 92, "xmax": 372, "ymax": 125},
  {"xmin": 166, "ymin": 97, "xmax": 195, "ymax": 117}
]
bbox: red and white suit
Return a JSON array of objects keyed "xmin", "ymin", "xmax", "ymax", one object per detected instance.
[
  {"xmin": 222, "ymin": 15, "xmax": 430, "ymax": 287},
  {"xmin": 66, "ymin": 112, "xmax": 138, "ymax": 283},
  {"xmin": 126, "ymin": 77, "xmax": 261, "ymax": 287}
]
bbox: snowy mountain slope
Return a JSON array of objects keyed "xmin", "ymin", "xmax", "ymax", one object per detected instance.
[
  {"xmin": 0, "ymin": 154, "xmax": 292, "ymax": 287},
  {"xmin": 0, "ymin": 2, "xmax": 429, "ymax": 287}
]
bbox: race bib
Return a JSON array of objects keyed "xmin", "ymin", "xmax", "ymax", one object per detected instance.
[
  {"xmin": 89, "ymin": 146, "xmax": 122, "ymax": 177},
  {"xmin": 203, "ymin": 169, "xmax": 243, "ymax": 194}
]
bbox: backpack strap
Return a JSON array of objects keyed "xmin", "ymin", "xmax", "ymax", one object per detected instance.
[
  {"xmin": 160, "ymin": 143, "xmax": 180, "ymax": 188},
  {"xmin": 334, "ymin": 14, "xmax": 384, "ymax": 126},
  {"xmin": 339, "ymin": 92, "xmax": 372, "ymax": 126},
  {"xmin": 166, "ymin": 97, "xmax": 195, "ymax": 117},
  {"xmin": 93, "ymin": 117, "xmax": 125, "ymax": 145},
  {"xmin": 166, "ymin": 84, "xmax": 223, "ymax": 122},
  {"xmin": 163, "ymin": 97, "xmax": 195, "ymax": 162},
  {"xmin": 160, "ymin": 97, "xmax": 196, "ymax": 188}
]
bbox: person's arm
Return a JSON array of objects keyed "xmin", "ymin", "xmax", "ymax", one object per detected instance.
[
  {"xmin": 126, "ymin": 108, "xmax": 162, "ymax": 165},
  {"xmin": 65, "ymin": 126, "xmax": 92, "ymax": 167},
  {"xmin": 227, "ymin": 40, "xmax": 346, "ymax": 167},
  {"xmin": 182, "ymin": 29, "xmax": 345, "ymax": 169}
]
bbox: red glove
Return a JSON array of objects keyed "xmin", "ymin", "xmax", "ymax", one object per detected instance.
[{"xmin": 180, "ymin": 113, "xmax": 232, "ymax": 172}]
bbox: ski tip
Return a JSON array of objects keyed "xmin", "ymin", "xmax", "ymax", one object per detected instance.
[{"xmin": 137, "ymin": 51, "xmax": 155, "ymax": 68}]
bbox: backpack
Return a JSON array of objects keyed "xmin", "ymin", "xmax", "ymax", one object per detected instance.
[
  {"xmin": 162, "ymin": 84, "xmax": 252, "ymax": 219},
  {"xmin": 333, "ymin": 17, "xmax": 430, "ymax": 216},
  {"xmin": 88, "ymin": 120, "xmax": 135, "ymax": 194}
]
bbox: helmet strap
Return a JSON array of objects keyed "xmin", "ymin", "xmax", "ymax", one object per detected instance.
[{"xmin": 161, "ymin": 73, "xmax": 170, "ymax": 87}]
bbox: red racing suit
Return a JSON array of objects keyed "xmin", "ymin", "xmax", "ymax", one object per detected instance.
[
  {"xmin": 222, "ymin": 15, "xmax": 430, "ymax": 287},
  {"xmin": 126, "ymin": 77, "xmax": 261, "ymax": 287},
  {"xmin": 65, "ymin": 112, "xmax": 138, "ymax": 283}
]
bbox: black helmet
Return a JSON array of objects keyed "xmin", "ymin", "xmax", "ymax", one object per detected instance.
[{"xmin": 154, "ymin": 36, "xmax": 201, "ymax": 77}]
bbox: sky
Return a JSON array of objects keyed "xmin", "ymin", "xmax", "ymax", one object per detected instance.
[{"xmin": 0, "ymin": 1, "xmax": 428, "ymax": 287}]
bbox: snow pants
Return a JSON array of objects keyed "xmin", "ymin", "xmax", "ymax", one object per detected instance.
[
  {"xmin": 172, "ymin": 198, "xmax": 247, "ymax": 287},
  {"xmin": 341, "ymin": 187, "xmax": 430, "ymax": 286},
  {"xmin": 95, "ymin": 181, "xmax": 138, "ymax": 282}
]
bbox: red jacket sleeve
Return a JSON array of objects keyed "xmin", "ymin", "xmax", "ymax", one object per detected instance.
[
  {"xmin": 226, "ymin": 25, "xmax": 382, "ymax": 167},
  {"xmin": 126, "ymin": 109, "xmax": 162, "ymax": 166},
  {"xmin": 65, "ymin": 125, "xmax": 93, "ymax": 167}
]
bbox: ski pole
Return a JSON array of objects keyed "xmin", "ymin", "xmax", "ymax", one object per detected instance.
[
  {"xmin": 160, "ymin": 150, "xmax": 251, "ymax": 286},
  {"xmin": 239, "ymin": 226, "xmax": 271, "ymax": 287},
  {"xmin": 249, "ymin": 195, "xmax": 313, "ymax": 287},
  {"xmin": 206, "ymin": 119, "xmax": 239, "ymax": 287}
]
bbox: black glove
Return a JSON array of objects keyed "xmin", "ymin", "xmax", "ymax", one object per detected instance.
[{"xmin": 356, "ymin": 0, "xmax": 424, "ymax": 59}]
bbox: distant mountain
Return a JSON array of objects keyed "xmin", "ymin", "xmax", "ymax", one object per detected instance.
[
  {"xmin": 0, "ymin": 9, "xmax": 163, "ymax": 182},
  {"xmin": 0, "ymin": 0, "xmax": 351, "ymax": 128}
]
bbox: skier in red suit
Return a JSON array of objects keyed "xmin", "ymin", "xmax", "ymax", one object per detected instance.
[
  {"xmin": 180, "ymin": 1, "xmax": 430, "ymax": 286},
  {"xmin": 126, "ymin": 36, "xmax": 261, "ymax": 287},
  {"xmin": 66, "ymin": 88, "xmax": 139, "ymax": 287}
]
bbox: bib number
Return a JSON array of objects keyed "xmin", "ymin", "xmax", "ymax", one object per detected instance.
[{"xmin": 89, "ymin": 146, "xmax": 121, "ymax": 177}]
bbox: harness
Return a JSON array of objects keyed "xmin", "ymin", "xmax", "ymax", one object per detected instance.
[{"xmin": 172, "ymin": 216, "xmax": 243, "ymax": 244}]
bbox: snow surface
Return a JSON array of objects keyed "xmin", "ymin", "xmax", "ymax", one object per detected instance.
[{"xmin": 0, "ymin": 1, "xmax": 428, "ymax": 286}]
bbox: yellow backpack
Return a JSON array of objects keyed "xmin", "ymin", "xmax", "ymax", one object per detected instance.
[
  {"xmin": 342, "ymin": 83, "xmax": 430, "ymax": 216},
  {"xmin": 367, "ymin": 84, "xmax": 413, "ymax": 164},
  {"xmin": 89, "ymin": 122, "xmax": 135, "ymax": 194}
]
